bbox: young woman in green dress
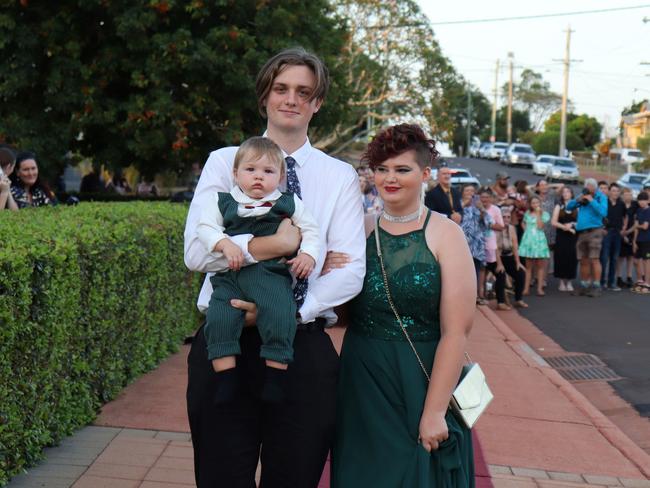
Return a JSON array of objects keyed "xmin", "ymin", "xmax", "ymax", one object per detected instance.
[
  {"xmin": 518, "ymin": 196, "xmax": 551, "ymax": 296},
  {"xmin": 330, "ymin": 124, "xmax": 477, "ymax": 487}
]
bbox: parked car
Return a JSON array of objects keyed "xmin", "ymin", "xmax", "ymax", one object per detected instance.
[
  {"xmin": 616, "ymin": 172, "xmax": 649, "ymax": 199},
  {"xmin": 609, "ymin": 148, "xmax": 645, "ymax": 169},
  {"xmin": 486, "ymin": 142, "xmax": 508, "ymax": 160},
  {"xmin": 469, "ymin": 140, "xmax": 482, "ymax": 158},
  {"xmin": 501, "ymin": 143, "xmax": 536, "ymax": 167},
  {"xmin": 478, "ymin": 142, "xmax": 492, "ymax": 159},
  {"xmin": 546, "ymin": 157, "xmax": 580, "ymax": 184},
  {"xmin": 532, "ymin": 155, "xmax": 556, "ymax": 176},
  {"xmin": 643, "ymin": 175, "xmax": 650, "ymax": 191},
  {"xmin": 449, "ymin": 168, "xmax": 480, "ymax": 188}
]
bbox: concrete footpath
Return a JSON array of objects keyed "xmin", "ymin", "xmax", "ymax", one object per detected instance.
[{"xmin": 6, "ymin": 307, "xmax": 650, "ymax": 488}]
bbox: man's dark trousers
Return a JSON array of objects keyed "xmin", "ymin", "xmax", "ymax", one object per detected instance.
[
  {"xmin": 600, "ymin": 228, "xmax": 622, "ymax": 287},
  {"xmin": 187, "ymin": 321, "xmax": 339, "ymax": 488}
]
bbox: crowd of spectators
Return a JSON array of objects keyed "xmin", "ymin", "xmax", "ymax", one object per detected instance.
[
  {"xmin": 356, "ymin": 162, "xmax": 650, "ymax": 306},
  {"xmin": 429, "ymin": 171, "xmax": 650, "ymax": 301}
]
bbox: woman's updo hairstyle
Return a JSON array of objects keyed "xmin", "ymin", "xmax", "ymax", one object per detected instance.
[{"xmin": 362, "ymin": 123, "xmax": 439, "ymax": 170}]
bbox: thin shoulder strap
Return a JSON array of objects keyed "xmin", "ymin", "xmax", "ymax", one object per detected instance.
[{"xmin": 422, "ymin": 209, "xmax": 432, "ymax": 229}]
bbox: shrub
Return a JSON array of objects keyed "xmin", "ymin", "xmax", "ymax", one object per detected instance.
[{"xmin": 0, "ymin": 203, "xmax": 202, "ymax": 485}]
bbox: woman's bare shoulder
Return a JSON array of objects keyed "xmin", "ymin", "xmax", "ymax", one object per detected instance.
[{"xmin": 424, "ymin": 211, "xmax": 466, "ymax": 259}]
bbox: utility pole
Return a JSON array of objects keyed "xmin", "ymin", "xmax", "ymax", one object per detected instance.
[
  {"xmin": 466, "ymin": 84, "xmax": 472, "ymax": 156},
  {"xmin": 559, "ymin": 26, "xmax": 572, "ymax": 157},
  {"xmin": 507, "ymin": 52, "xmax": 514, "ymax": 145},
  {"xmin": 491, "ymin": 59, "xmax": 499, "ymax": 143},
  {"xmin": 554, "ymin": 26, "xmax": 581, "ymax": 157}
]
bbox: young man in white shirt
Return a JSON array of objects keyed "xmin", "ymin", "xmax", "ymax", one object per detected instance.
[{"xmin": 184, "ymin": 47, "xmax": 366, "ymax": 488}]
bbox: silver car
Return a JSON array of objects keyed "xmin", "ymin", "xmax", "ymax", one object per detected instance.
[
  {"xmin": 616, "ymin": 173, "xmax": 649, "ymax": 199},
  {"xmin": 487, "ymin": 142, "xmax": 508, "ymax": 160},
  {"xmin": 546, "ymin": 158, "xmax": 580, "ymax": 184},
  {"xmin": 449, "ymin": 168, "xmax": 480, "ymax": 189},
  {"xmin": 502, "ymin": 143, "xmax": 536, "ymax": 167},
  {"xmin": 469, "ymin": 141, "xmax": 482, "ymax": 158},
  {"xmin": 532, "ymin": 155, "xmax": 556, "ymax": 176},
  {"xmin": 478, "ymin": 142, "xmax": 492, "ymax": 159}
]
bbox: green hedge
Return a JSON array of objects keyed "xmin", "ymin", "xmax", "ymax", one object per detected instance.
[{"xmin": 0, "ymin": 203, "xmax": 201, "ymax": 485}]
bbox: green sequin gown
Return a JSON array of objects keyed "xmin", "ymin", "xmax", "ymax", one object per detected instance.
[{"xmin": 332, "ymin": 212, "xmax": 475, "ymax": 488}]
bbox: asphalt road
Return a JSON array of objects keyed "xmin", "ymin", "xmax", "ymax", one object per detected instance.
[{"xmin": 453, "ymin": 156, "xmax": 650, "ymax": 417}]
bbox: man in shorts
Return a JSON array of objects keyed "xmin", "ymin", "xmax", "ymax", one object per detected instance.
[{"xmin": 567, "ymin": 178, "xmax": 608, "ymax": 297}]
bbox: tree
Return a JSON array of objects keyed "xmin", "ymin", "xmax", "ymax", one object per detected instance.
[
  {"xmin": 568, "ymin": 114, "xmax": 602, "ymax": 149},
  {"xmin": 504, "ymin": 69, "xmax": 563, "ymax": 131},
  {"xmin": 637, "ymin": 134, "xmax": 650, "ymax": 156},
  {"xmin": 543, "ymin": 111, "xmax": 577, "ymax": 132},
  {"xmin": 480, "ymin": 106, "xmax": 531, "ymax": 143},
  {"xmin": 329, "ymin": 0, "xmax": 481, "ymax": 152},
  {"xmin": 532, "ymin": 131, "xmax": 584, "ymax": 155},
  {"xmin": 445, "ymin": 85, "xmax": 491, "ymax": 154},
  {"xmin": 0, "ymin": 1, "xmax": 350, "ymax": 179},
  {"xmin": 621, "ymin": 99, "xmax": 649, "ymax": 116},
  {"xmin": 544, "ymin": 111, "xmax": 602, "ymax": 149}
]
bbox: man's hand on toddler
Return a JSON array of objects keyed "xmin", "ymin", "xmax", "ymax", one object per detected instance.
[
  {"xmin": 288, "ymin": 252, "xmax": 315, "ymax": 279},
  {"xmin": 216, "ymin": 238, "xmax": 244, "ymax": 271}
]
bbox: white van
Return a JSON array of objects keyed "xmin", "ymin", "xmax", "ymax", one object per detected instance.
[{"xmin": 609, "ymin": 148, "xmax": 645, "ymax": 168}]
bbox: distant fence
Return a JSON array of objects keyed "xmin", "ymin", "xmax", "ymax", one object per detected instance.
[{"xmin": 573, "ymin": 154, "xmax": 625, "ymax": 180}]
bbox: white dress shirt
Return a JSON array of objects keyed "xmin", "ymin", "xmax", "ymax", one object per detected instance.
[
  {"xmin": 184, "ymin": 137, "xmax": 366, "ymax": 324},
  {"xmin": 196, "ymin": 186, "xmax": 320, "ymax": 262}
]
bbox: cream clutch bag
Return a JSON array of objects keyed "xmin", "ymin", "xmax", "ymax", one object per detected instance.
[{"xmin": 450, "ymin": 359, "xmax": 494, "ymax": 429}]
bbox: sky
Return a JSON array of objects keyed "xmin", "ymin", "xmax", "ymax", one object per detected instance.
[{"xmin": 417, "ymin": 1, "xmax": 650, "ymax": 137}]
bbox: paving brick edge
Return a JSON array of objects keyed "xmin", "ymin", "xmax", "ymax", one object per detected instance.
[
  {"xmin": 478, "ymin": 305, "xmax": 650, "ymax": 479},
  {"xmin": 486, "ymin": 464, "xmax": 650, "ymax": 486}
]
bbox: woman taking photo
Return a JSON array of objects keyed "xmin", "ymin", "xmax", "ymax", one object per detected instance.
[
  {"xmin": 518, "ymin": 196, "xmax": 551, "ymax": 296},
  {"xmin": 551, "ymin": 186, "xmax": 578, "ymax": 291},
  {"xmin": 10, "ymin": 152, "xmax": 56, "ymax": 208},
  {"xmin": 332, "ymin": 124, "xmax": 476, "ymax": 487}
]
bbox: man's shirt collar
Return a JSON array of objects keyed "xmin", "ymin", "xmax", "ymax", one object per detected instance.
[{"xmin": 261, "ymin": 132, "xmax": 313, "ymax": 168}]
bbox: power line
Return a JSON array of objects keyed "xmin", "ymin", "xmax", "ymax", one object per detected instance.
[
  {"xmin": 573, "ymin": 69, "xmax": 650, "ymax": 79},
  {"xmin": 429, "ymin": 5, "xmax": 650, "ymax": 26}
]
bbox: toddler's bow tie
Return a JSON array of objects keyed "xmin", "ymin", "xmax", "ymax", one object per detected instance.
[{"xmin": 244, "ymin": 201, "xmax": 273, "ymax": 209}]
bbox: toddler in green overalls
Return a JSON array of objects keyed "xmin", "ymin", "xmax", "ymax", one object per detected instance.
[{"xmin": 197, "ymin": 137, "xmax": 320, "ymax": 403}]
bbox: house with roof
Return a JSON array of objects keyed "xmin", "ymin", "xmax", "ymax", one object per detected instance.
[{"xmin": 621, "ymin": 101, "xmax": 650, "ymax": 148}]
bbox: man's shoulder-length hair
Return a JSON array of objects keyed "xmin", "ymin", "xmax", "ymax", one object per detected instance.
[{"xmin": 255, "ymin": 47, "xmax": 330, "ymax": 117}]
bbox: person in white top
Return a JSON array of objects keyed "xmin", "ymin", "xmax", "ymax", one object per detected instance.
[
  {"xmin": 183, "ymin": 48, "xmax": 365, "ymax": 487},
  {"xmin": 196, "ymin": 136, "xmax": 320, "ymax": 405}
]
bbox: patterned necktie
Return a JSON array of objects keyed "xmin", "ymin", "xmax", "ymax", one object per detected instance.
[{"xmin": 285, "ymin": 156, "xmax": 308, "ymax": 308}]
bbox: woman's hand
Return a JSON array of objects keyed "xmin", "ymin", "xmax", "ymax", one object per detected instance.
[
  {"xmin": 321, "ymin": 251, "xmax": 351, "ymax": 275},
  {"xmin": 230, "ymin": 299, "xmax": 258, "ymax": 327},
  {"xmin": 418, "ymin": 411, "xmax": 448, "ymax": 452},
  {"xmin": 0, "ymin": 175, "xmax": 10, "ymax": 194}
]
